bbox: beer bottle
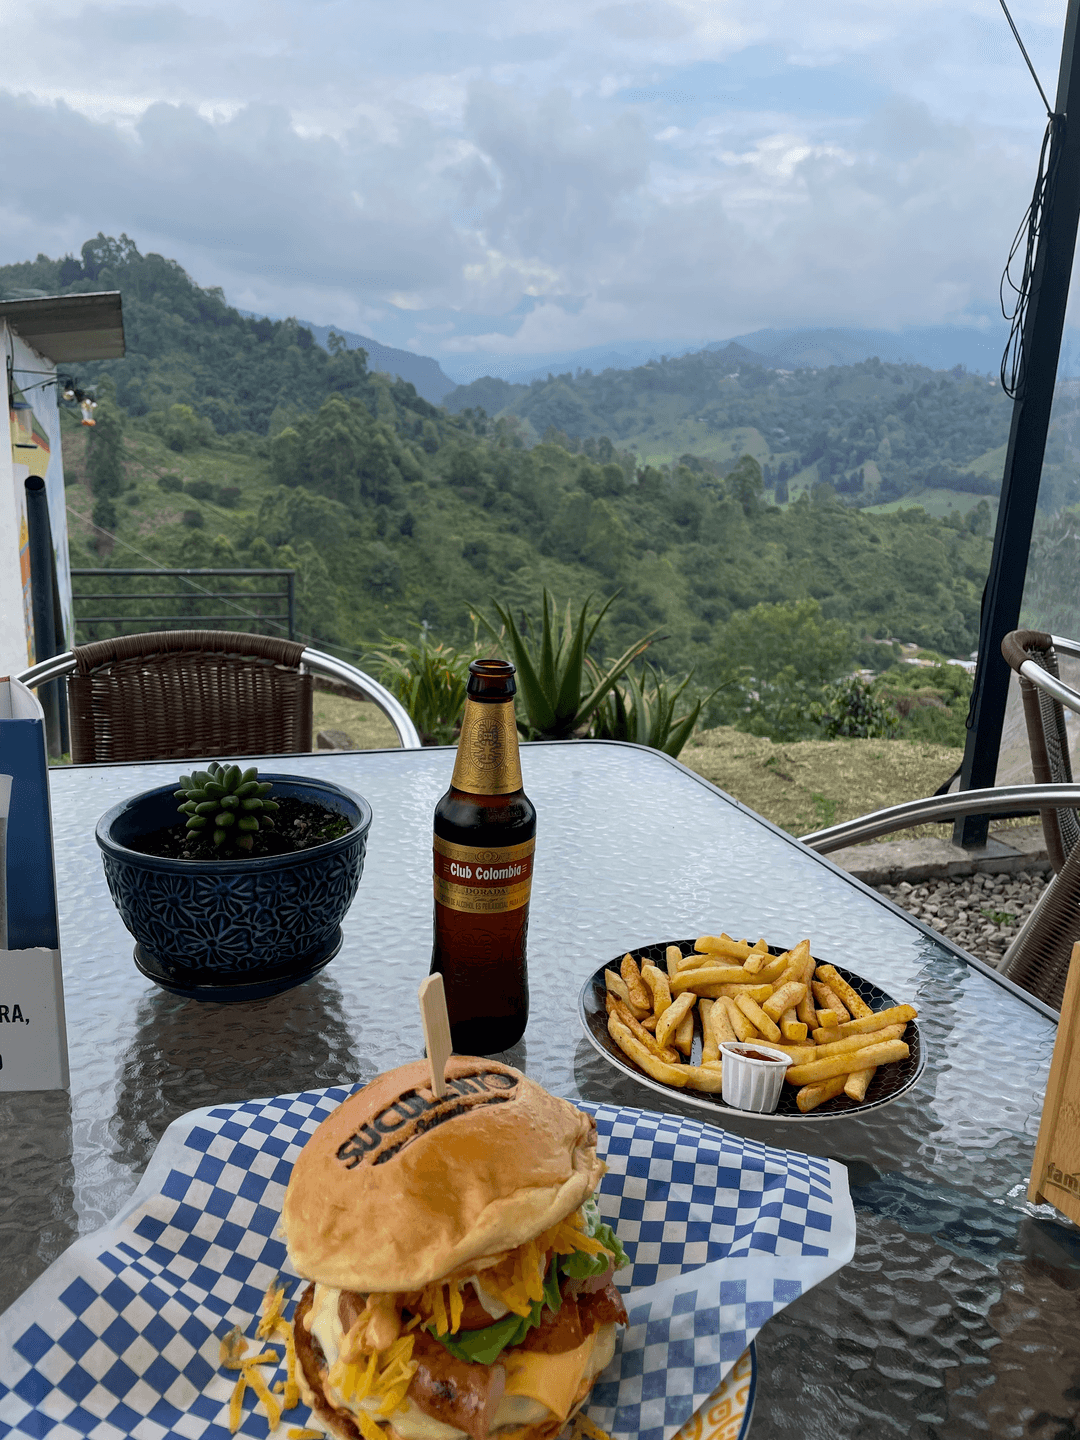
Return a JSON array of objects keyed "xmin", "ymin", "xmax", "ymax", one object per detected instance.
[{"xmin": 431, "ymin": 659, "xmax": 535, "ymax": 1054}]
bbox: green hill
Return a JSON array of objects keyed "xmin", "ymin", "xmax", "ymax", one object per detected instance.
[
  {"xmin": 6, "ymin": 234, "xmax": 995, "ymax": 684},
  {"xmin": 446, "ymin": 351, "xmax": 1080, "ymax": 516}
]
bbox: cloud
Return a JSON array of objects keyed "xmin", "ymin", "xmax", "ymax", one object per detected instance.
[{"xmin": 0, "ymin": 0, "xmax": 1063, "ymax": 365}]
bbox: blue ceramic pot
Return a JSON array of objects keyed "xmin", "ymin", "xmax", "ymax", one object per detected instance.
[{"xmin": 96, "ymin": 774, "xmax": 372, "ymax": 1000}]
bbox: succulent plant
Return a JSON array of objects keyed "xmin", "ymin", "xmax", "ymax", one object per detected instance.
[{"xmin": 173, "ymin": 762, "xmax": 279, "ymax": 853}]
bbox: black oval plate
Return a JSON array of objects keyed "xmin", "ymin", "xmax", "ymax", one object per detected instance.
[{"xmin": 579, "ymin": 939, "xmax": 925, "ymax": 1122}]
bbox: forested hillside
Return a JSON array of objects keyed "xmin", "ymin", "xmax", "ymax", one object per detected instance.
[
  {"xmin": 8, "ymin": 235, "xmax": 997, "ymax": 708},
  {"xmin": 1, "ymin": 235, "xmax": 375, "ymax": 435},
  {"xmin": 447, "ymin": 353, "xmax": 1080, "ymax": 516}
]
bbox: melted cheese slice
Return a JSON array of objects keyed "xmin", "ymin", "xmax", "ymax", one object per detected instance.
[{"xmin": 502, "ymin": 1327, "xmax": 614, "ymax": 1424}]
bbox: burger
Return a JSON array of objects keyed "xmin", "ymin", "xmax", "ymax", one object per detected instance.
[{"xmin": 282, "ymin": 1057, "xmax": 628, "ymax": 1440}]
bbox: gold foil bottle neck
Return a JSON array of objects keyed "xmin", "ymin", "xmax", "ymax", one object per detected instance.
[{"xmin": 451, "ymin": 698, "xmax": 523, "ymax": 795}]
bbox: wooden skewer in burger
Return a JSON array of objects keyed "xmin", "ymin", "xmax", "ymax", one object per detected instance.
[{"xmin": 282, "ymin": 977, "xmax": 629, "ymax": 1440}]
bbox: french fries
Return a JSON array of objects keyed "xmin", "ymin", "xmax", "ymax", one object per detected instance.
[
  {"xmin": 600, "ymin": 938, "xmax": 919, "ymax": 1116},
  {"xmin": 620, "ymin": 953, "xmax": 652, "ymax": 1012},
  {"xmin": 641, "ymin": 963, "xmax": 672, "ymax": 1019},
  {"xmin": 700, "ymin": 999, "xmax": 719, "ymax": 1063},
  {"xmin": 784, "ymin": 1038, "xmax": 910, "ymax": 1086},
  {"xmin": 811, "ymin": 1005, "xmax": 917, "ymax": 1044},
  {"xmin": 815, "ymin": 965, "xmax": 874, "ymax": 1020},
  {"xmin": 762, "ymin": 981, "xmax": 805, "ymax": 1022},
  {"xmin": 655, "ymin": 990, "xmax": 696, "ymax": 1049},
  {"xmin": 734, "ymin": 993, "xmax": 783, "ymax": 1043},
  {"xmin": 797, "ymin": 1075, "xmax": 847, "ymax": 1114},
  {"xmin": 605, "ymin": 994, "xmax": 681, "ymax": 1063},
  {"xmin": 812, "ymin": 980, "xmax": 850, "ymax": 1022}
]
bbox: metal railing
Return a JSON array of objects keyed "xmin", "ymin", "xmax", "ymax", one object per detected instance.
[{"xmin": 70, "ymin": 568, "xmax": 295, "ymax": 642}]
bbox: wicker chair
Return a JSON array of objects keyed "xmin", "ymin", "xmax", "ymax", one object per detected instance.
[
  {"xmin": 798, "ymin": 629, "xmax": 1080, "ymax": 1010},
  {"xmin": 995, "ymin": 629, "xmax": 1080, "ymax": 1006},
  {"xmin": 17, "ymin": 630, "xmax": 421, "ymax": 761}
]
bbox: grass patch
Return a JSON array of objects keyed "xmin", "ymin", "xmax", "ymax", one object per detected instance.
[
  {"xmin": 312, "ymin": 692, "xmax": 401, "ymax": 749},
  {"xmin": 680, "ymin": 726, "xmax": 964, "ymax": 837}
]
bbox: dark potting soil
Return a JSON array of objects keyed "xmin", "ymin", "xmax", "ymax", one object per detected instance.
[{"xmin": 129, "ymin": 796, "xmax": 352, "ymax": 860}]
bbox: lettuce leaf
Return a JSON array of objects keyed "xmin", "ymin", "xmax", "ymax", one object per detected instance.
[
  {"xmin": 433, "ymin": 1305, "xmax": 536, "ymax": 1365},
  {"xmin": 592, "ymin": 1222, "xmax": 630, "ymax": 1271},
  {"xmin": 428, "ymin": 1217, "xmax": 627, "ymax": 1364}
]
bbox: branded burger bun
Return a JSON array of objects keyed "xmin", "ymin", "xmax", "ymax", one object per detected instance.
[
  {"xmin": 283, "ymin": 1057, "xmax": 606, "ymax": 1293},
  {"xmin": 281, "ymin": 1058, "xmax": 627, "ymax": 1440}
]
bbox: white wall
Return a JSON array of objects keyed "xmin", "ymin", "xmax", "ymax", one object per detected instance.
[
  {"xmin": 0, "ymin": 320, "xmax": 28, "ymax": 677},
  {"xmin": 1, "ymin": 326, "xmax": 75, "ymax": 677}
]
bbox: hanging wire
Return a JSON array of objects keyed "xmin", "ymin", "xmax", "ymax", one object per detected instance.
[
  {"xmin": 999, "ymin": 0, "xmax": 1054, "ymax": 115},
  {"xmin": 1000, "ymin": 112, "xmax": 1065, "ymax": 398},
  {"xmin": 997, "ymin": 0, "xmax": 1063, "ymax": 399}
]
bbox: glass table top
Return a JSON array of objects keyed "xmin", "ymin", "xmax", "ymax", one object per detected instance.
[{"xmin": 2, "ymin": 740, "xmax": 1075, "ymax": 1438}]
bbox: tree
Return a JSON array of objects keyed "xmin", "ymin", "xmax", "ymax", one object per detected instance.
[
  {"xmin": 708, "ymin": 599, "xmax": 854, "ymax": 741},
  {"xmin": 726, "ymin": 454, "xmax": 764, "ymax": 514}
]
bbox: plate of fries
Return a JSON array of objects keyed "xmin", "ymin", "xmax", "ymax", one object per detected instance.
[{"xmin": 579, "ymin": 934, "xmax": 924, "ymax": 1120}]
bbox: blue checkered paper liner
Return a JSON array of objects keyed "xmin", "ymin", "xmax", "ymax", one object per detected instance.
[{"xmin": 0, "ymin": 1088, "xmax": 854, "ymax": 1440}]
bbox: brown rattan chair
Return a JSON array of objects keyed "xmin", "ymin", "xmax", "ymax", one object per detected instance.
[
  {"xmin": 1000, "ymin": 629, "xmax": 1080, "ymax": 872},
  {"xmin": 995, "ymin": 629, "xmax": 1080, "ymax": 1007},
  {"xmin": 17, "ymin": 629, "xmax": 421, "ymax": 762}
]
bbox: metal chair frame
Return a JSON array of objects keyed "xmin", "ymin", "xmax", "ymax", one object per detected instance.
[
  {"xmin": 798, "ymin": 632, "xmax": 1080, "ymax": 1011},
  {"xmin": 18, "ymin": 639, "xmax": 422, "ymax": 753}
]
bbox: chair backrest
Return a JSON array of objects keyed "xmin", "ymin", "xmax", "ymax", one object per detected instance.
[
  {"xmin": 998, "ymin": 834, "xmax": 1080, "ymax": 1009},
  {"xmin": 68, "ymin": 630, "xmax": 313, "ymax": 763},
  {"xmin": 1001, "ymin": 628, "xmax": 1080, "ymax": 874}
]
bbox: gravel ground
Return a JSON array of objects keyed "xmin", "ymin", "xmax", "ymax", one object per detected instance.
[{"xmin": 875, "ymin": 869, "xmax": 1049, "ymax": 969}]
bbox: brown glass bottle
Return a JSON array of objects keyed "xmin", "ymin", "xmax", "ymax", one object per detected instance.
[{"xmin": 430, "ymin": 659, "xmax": 535, "ymax": 1055}]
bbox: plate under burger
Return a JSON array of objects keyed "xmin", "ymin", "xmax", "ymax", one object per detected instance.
[{"xmin": 579, "ymin": 939, "xmax": 924, "ymax": 1121}]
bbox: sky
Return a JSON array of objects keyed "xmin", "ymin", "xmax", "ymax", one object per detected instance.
[{"xmin": 0, "ymin": 0, "xmax": 1071, "ymax": 379}]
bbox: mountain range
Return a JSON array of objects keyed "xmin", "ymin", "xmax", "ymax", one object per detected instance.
[{"xmin": 283, "ymin": 321, "xmax": 1018, "ymax": 396}]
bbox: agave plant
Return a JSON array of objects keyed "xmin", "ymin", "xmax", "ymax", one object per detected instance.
[
  {"xmin": 477, "ymin": 590, "xmax": 659, "ymax": 740},
  {"xmin": 590, "ymin": 662, "xmax": 713, "ymax": 758},
  {"xmin": 174, "ymin": 761, "xmax": 279, "ymax": 853}
]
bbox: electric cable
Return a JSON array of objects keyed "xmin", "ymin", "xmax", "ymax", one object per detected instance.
[
  {"xmin": 997, "ymin": 0, "xmax": 1063, "ymax": 400},
  {"xmin": 1000, "ymin": 112, "xmax": 1065, "ymax": 399}
]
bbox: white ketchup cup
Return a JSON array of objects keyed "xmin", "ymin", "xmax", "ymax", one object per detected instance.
[{"xmin": 719, "ymin": 1040, "xmax": 791, "ymax": 1113}]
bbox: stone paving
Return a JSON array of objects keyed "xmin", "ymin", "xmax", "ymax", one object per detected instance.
[{"xmin": 874, "ymin": 870, "xmax": 1048, "ymax": 969}]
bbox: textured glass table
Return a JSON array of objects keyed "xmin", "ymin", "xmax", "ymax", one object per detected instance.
[{"xmin": 2, "ymin": 741, "xmax": 1074, "ymax": 1438}]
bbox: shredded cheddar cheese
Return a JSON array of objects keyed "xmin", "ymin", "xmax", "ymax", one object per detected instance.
[
  {"xmin": 268, "ymin": 1315, "xmax": 301, "ymax": 1409},
  {"xmin": 328, "ymin": 1333, "xmax": 419, "ymax": 1417},
  {"xmin": 228, "ymin": 1370, "xmax": 248, "ymax": 1434},
  {"xmin": 402, "ymin": 1206, "xmax": 616, "ymax": 1334},
  {"xmin": 223, "ymin": 1278, "xmax": 306, "ymax": 1436},
  {"xmin": 257, "ymin": 1277, "xmax": 287, "ymax": 1339},
  {"xmin": 572, "ymin": 1416, "xmax": 615, "ymax": 1440},
  {"xmin": 415, "ymin": 1277, "xmax": 467, "ymax": 1333},
  {"xmin": 462, "ymin": 1209, "xmax": 613, "ymax": 1320},
  {"xmin": 246, "ymin": 1364, "xmax": 283, "ymax": 1431},
  {"xmin": 356, "ymin": 1410, "xmax": 389, "ymax": 1440}
]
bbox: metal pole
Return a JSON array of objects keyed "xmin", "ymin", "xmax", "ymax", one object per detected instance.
[
  {"xmin": 23, "ymin": 478, "xmax": 62, "ymax": 758},
  {"xmin": 955, "ymin": 0, "xmax": 1080, "ymax": 847},
  {"xmin": 288, "ymin": 572, "xmax": 296, "ymax": 641}
]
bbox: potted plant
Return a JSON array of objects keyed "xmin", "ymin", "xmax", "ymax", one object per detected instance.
[{"xmin": 96, "ymin": 762, "xmax": 372, "ymax": 1001}]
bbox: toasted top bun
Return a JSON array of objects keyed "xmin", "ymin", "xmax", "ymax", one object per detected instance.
[{"xmin": 283, "ymin": 1057, "xmax": 604, "ymax": 1293}]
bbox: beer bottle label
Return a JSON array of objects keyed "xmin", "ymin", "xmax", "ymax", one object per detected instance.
[
  {"xmin": 433, "ymin": 836, "xmax": 535, "ymax": 914},
  {"xmin": 450, "ymin": 699, "xmax": 523, "ymax": 795}
]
